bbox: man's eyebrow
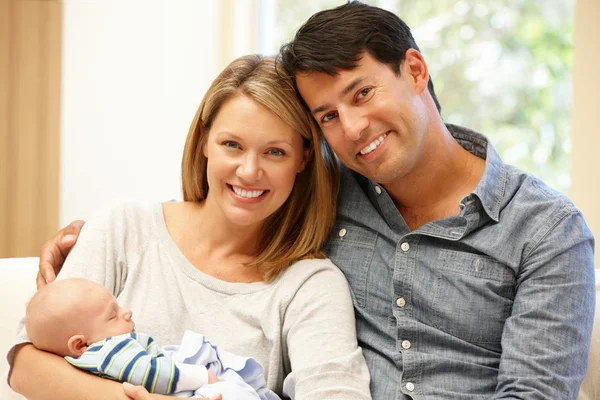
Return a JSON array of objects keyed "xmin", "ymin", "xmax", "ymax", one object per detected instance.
[
  {"xmin": 342, "ymin": 77, "xmax": 365, "ymax": 96},
  {"xmin": 311, "ymin": 104, "xmax": 329, "ymax": 116},
  {"xmin": 310, "ymin": 77, "xmax": 366, "ymax": 116}
]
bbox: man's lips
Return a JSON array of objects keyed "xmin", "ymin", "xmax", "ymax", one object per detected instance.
[{"xmin": 358, "ymin": 131, "xmax": 389, "ymax": 155}]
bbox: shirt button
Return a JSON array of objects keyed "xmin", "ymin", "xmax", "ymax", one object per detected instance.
[
  {"xmin": 401, "ymin": 340, "xmax": 411, "ymax": 349},
  {"xmin": 406, "ymin": 382, "xmax": 415, "ymax": 392},
  {"xmin": 375, "ymin": 186, "xmax": 382, "ymax": 194},
  {"xmin": 338, "ymin": 228, "xmax": 347, "ymax": 238},
  {"xmin": 400, "ymin": 242, "xmax": 410, "ymax": 252},
  {"xmin": 396, "ymin": 297, "xmax": 406, "ymax": 308}
]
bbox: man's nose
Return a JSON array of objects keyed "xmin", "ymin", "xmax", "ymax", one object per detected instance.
[{"xmin": 339, "ymin": 110, "xmax": 369, "ymax": 141}]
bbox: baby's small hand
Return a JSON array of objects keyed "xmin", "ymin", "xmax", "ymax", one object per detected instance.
[{"xmin": 207, "ymin": 371, "xmax": 219, "ymax": 384}]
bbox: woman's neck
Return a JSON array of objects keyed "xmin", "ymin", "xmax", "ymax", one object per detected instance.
[
  {"xmin": 195, "ymin": 198, "xmax": 263, "ymax": 256},
  {"xmin": 162, "ymin": 200, "xmax": 265, "ymax": 282}
]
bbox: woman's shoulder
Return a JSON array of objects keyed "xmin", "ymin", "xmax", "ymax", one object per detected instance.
[
  {"xmin": 276, "ymin": 258, "xmax": 356, "ymax": 336},
  {"xmin": 275, "ymin": 257, "xmax": 350, "ymax": 293},
  {"xmin": 87, "ymin": 199, "xmax": 162, "ymax": 227},
  {"xmin": 81, "ymin": 199, "xmax": 165, "ymax": 246}
]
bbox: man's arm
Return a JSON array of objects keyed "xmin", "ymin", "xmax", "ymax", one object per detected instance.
[{"xmin": 494, "ymin": 210, "xmax": 595, "ymax": 399}]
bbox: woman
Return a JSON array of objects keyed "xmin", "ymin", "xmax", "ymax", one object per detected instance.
[{"xmin": 8, "ymin": 55, "xmax": 371, "ymax": 400}]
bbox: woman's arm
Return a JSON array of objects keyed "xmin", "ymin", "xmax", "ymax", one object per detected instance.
[
  {"xmin": 122, "ymin": 383, "xmax": 222, "ymax": 400},
  {"xmin": 281, "ymin": 260, "xmax": 371, "ymax": 399},
  {"xmin": 11, "ymin": 344, "xmax": 223, "ymax": 400},
  {"xmin": 10, "ymin": 344, "xmax": 131, "ymax": 400},
  {"xmin": 8, "ymin": 202, "xmax": 139, "ymax": 398}
]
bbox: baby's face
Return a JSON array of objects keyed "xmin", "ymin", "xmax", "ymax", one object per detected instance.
[{"xmin": 79, "ymin": 284, "xmax": 136, "ymax": 345}]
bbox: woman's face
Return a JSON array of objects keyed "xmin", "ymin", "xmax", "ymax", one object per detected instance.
[{"xmin": 203, "ymin": 93, "xmax": 308, "ymax": 229}]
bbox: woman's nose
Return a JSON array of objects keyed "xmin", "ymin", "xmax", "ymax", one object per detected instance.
[{"xmin": 237, "ymin": 153, "xmax": 263, "ymax": 182}]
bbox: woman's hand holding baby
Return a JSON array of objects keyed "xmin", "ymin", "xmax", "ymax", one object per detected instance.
[{"xmin": 122, "ymin": 382, "xmax": 222, "ymax": 400}]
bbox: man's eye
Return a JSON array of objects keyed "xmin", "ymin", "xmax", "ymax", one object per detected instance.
[
  {"xmin": 356, "ymin": 87, "xmax": 372, "ymax": 101},
  {"xmin": 321, "ymin": 111, "xmax": 338, "ymax": 123},
  {"xmin": 268, "ymin": 149, "xmax": 285, "ymax": 156}
]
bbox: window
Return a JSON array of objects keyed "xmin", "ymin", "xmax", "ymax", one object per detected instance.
[{"xmin": 259, "ymin": 0, "xmax": 575, "ymax": 193}]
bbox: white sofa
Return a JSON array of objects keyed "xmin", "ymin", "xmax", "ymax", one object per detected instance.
[
  {"xmin": 1, "ymin": 258, "xmax": 37, "ymax": 400},
  {"xmin": 1, "ymin": 258, "xmax": 598, "ymax": 399}
]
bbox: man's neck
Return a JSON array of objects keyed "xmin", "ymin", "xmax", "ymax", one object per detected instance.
[{"xmin": 384, "ymin": 127, "xmax": 486, "ymax": 231}]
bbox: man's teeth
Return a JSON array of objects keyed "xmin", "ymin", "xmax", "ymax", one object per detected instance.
[
  {"xmin": 360, "ymin": 132, "xmax": 388, "ymax": 155},
  {"xmin": 232, "ymin": 186, "xmax": 265, "ymax": 198}
]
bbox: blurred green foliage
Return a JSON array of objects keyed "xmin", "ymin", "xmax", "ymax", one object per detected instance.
[{"xmin": 272, "ymin": 0, "xmax": 574, "ymax": 193}]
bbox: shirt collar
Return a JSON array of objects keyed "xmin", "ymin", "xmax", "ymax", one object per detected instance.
[{"xmin": 446, "ymin": 123, "xmax": 506, "ymax": 222}]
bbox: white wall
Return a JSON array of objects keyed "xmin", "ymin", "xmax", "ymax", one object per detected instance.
[
  {"xmin": 571, "ymin": 0, "xmax": 600, "ymax": 268},
  {"xmin": 59, "ymin": 0, "xmax": 221, "ymax": 225}
]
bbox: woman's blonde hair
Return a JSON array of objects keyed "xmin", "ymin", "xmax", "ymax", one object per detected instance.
[{"xmin": 181, "ymin": 54, "xmax": 339, "ymax": 281}]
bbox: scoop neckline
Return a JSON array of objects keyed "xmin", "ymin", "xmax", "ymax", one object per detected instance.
[{"xmin": 152, "ymin": 202, "xmax": 273, "ymax": 295}]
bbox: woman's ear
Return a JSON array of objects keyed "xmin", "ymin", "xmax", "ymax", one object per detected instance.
[
  {"xmin": 298, "ymin": 145, "xmax": 313, "ymax": 173},
  {"xmin": 201, "ymin": 122, "xmax": 209, "ymax": 158},
  {"xmin": 202, "ymin": 142, "xmax": 208, "ymax": 158},
  {"xmin": 67, "ymin": 334, "xmax": 89, "ymax": 357},
  {"xmin": 202, "ymin": 135, "xmax": 209, "ymax": 159}
]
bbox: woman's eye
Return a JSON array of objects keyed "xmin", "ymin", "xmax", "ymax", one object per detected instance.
[
  {"xmin": 268, "ymin": 149, "xmax": 285, "ymax": 156},
  {"xmin": 223, "ymin": 141, "xmax": 240, "ymax": 149},
  {"xmin": 321, "ymin": 111, "xmax": 338, "ymax": 124}
]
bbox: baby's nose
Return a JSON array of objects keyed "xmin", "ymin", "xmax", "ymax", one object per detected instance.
[{"xmin": 123, "ymin": 309, "xmax": 133, "ymax": 321}]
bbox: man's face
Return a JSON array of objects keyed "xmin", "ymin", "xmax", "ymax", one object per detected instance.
[{"xmin": 295, "ymin": 51, "xmax": 430, "ymax": 185}]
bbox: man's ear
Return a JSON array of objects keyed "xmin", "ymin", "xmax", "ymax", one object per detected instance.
[
  {"xmin": 402, "ymin": 49, "xmax": 430, "ymax": 94},
  {"xmin": 67, "ymin": 334, "xmax": 89, "ymax": 357}
]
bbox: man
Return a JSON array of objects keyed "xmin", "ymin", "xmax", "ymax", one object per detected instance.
[{"xmin": 36, "ymin": 1, "xmax": 595, "ymax": 399}]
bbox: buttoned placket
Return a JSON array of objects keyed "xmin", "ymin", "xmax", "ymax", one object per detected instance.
[
  {"xmin": 372, "ymin": 182, "xmax": 486, "ymax": 399},
  {"xmin": 393, "ymin": 233, "xmax": 422, "ymax": 397},
  {"xmin": 370, "ymin": 181, "xmax": 424, "ymax": 397}
]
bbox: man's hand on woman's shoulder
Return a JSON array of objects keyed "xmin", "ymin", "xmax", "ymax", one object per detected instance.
[{"xmin": 37, "ymin": 220, "xmax": 85, "ymax": 288}]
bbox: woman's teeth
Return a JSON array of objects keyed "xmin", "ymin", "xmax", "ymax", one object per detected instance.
[{"xmin": 232, "ymin": 186, "xmax": 265, "ymax": 198}]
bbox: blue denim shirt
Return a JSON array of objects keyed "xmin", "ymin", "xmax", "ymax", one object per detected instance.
[{"xmin": 324, "ymin": 124, "xmax": 596, "ymax": 399}]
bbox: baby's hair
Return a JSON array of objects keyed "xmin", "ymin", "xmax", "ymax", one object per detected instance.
[{"xmin": 25, "ymin": 278, "xmax": 96, "ymax": 355}]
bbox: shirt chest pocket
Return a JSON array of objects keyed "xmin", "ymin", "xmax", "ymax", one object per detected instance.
[
  {"xmin": 429, "ymin": 249, "xmax": 516, "ymax": 349},
  {"xmin": 324, "ymin": 225, "xmax": 378, "ymax": 309}
]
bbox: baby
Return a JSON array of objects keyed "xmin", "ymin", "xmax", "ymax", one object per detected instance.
[{"xmin": 25, "ymin": 278, "xmax": 279, "ymax": 400}]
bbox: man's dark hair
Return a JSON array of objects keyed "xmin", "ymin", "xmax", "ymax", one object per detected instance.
[{"xmin": 279, "ymin": 0, "xmax": 442, "ymax": 114}]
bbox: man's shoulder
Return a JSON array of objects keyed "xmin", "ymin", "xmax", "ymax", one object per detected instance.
[
  {"xmin": 502, "ymin": 164, "xmax": 578, "ymax": 217},
  {"xmin": 488, "ymin": 164, "xmax": 593, "ymax": 262}
]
